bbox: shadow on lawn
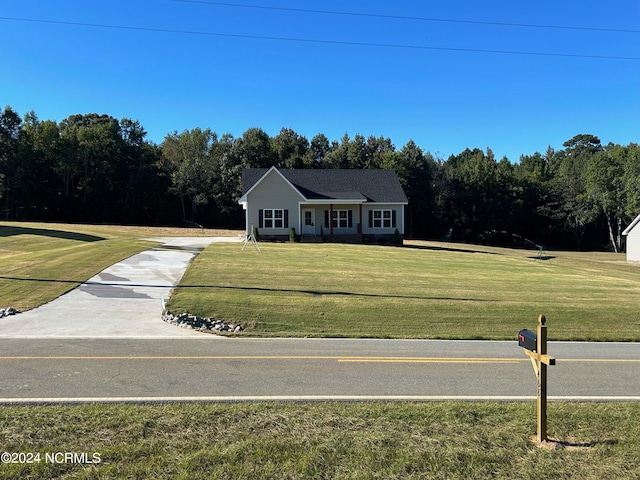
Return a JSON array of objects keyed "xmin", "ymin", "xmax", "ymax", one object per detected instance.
[
  {"xmin": 0, "ymin": 277, "xmax": 491, "ymax": 302},
  {"xmin": 0, "ymin": 225, "xmax": 104, "ymax": 242},
  {"xmin": 404, "ymin": 242, "xmax": 558, "ymax": 261},
  {"xmin": 527, "ymin": 254, "xmax": 556, "ymax": 261},
  {"xmin": 539, "ymin": 437, "xmax": 618, "ymax": 451},
  {"xmin": 402, "ymin": 243, "xmax": 502, "ymax": 256},
  {"xmin": 0, "ymin": 276, "xmax": 171, "ymax": 288},
  {"xmin": 178, "ymin": 284, "xmax": 492, "ymax": 302}
]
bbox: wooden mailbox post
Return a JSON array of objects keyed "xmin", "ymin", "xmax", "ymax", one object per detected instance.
[{"xmin": 518, "ymin": 314, "xmax": 556, "ymax": 442}]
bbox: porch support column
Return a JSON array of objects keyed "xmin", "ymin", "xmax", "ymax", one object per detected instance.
[{"xmin": 330, "ymin": 204, "xmax": 333, "ymax": 236}]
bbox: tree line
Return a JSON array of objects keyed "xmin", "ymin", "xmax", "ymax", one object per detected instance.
[{"xmin": 1, "ymin": 105, "xmax": 638, "ymax": 251}]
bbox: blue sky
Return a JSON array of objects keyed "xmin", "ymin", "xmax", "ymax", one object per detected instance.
[{"xmin": 1, "ymin": 0, "xmax": 638, "ymax": 161}]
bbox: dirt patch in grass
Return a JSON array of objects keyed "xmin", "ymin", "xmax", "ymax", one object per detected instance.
[{"xmin": 531, "ymin": 436, "xmax": 597, "ymax": 451}]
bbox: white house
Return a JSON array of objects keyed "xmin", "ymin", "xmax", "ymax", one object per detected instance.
[
  {"xmin": 622, "ymin": 213, "xmax": 640, "ymax": 263},
  {"xmin": 238, "ymin": 167, "xmax": 408, "ymax": 243}
]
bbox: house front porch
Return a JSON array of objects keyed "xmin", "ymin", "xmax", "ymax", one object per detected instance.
[{"xmin": 300, "ymin": 232, "xmax": 364, "ymax": 244}]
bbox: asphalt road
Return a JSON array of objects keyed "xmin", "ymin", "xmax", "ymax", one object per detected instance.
[{"xmin": 1, "ymin": 338, "xmax": 638, "ymax": 402}]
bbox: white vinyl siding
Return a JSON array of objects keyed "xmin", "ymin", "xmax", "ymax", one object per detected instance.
[
  {"xmin": 625, "ymin": 216, "xmax": 640, "ymax": 262},
  {"xmin": 245, "ymin": 169, "xmax": 302, "ymax": 234},
  {"xmin": 363, "ymin": 205, "xmax": 404, "ymax": 235}
]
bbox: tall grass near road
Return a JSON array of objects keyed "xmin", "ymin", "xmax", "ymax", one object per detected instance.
[
  {"xmin": 168, "ymin": 241, "xmax": 640, "ymax": 340},
  {"xmin": 1, "ymin": 402, "xmax": 639, "ymax": 479}
]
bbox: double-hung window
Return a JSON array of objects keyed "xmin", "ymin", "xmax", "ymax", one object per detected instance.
[
  {"xmin": 332, "ymin": 210, "xmax": 349, "ymax": 229},
  {"xmin": 263, "ymin": 209, "xmax": 284, "ymax": 229},
  {"xmin": 372, "ymin": 209, "xmax": 392, "ymax": 228}
]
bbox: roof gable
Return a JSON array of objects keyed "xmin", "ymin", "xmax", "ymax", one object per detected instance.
[
  {"xmin": 623, "ymin": 213, "xmax": 640, "ymax": 236},
  {"xmin": 239, "ymin": 166, "xmax": 306, "ymax": 204},
  {"xmin": 241, "ymin": 168, "xmax": 408, "ymax": 204}
]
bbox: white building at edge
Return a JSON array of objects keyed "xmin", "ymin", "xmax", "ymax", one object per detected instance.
[{"xmin": 622, "ymin": 213, "xmax": 640, "ymax": 263}]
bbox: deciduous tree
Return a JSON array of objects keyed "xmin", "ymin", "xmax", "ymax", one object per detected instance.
[
  {"xmin": 0, "ymin": 106, "xmax": 23, "ymax": 217},
  {"xmin": 160, "ymin": 127, "xmax": 218, "ymax": 223}
]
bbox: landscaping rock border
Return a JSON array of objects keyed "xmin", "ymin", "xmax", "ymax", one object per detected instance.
[
  {"xmin": 1, "ymin": 305, "xmax": 243, "ymax": 335},
  {"xmin": 0, "ymin": 307, "xmax": 20, "ymax": 318},
  {"xmin": 162, "ymin": 311, "xmax": 243, "ymax": 333}
]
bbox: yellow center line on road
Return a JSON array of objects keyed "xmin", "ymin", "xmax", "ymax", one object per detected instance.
[
  {"xmin": 0, "ymin": 355, "xmax": 637, "ymax": 363},
  {"xmin": 0, "ymin": 355, "xmax": 519, "ymax": 363},
  {"xmin": 0, "ymin": 355, "xmax": 514, "ymax": 362},
  {"xmin": 338, "ymin": 357, "xmax": 520, "ymax": 364}
]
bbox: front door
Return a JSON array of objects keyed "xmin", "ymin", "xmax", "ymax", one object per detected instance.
[{"xmin": 302, "ymin": 209, "xmax": 315, "ymax": 235}]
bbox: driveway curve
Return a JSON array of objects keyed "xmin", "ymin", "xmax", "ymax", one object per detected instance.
[{"xmin": 0, "ymin": 237, "xmax": 241, "ymax": 338}]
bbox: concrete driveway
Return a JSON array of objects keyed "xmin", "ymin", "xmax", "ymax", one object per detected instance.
[{"xmin": 0, "ymin": 237, "xmax": 241, "ymax": 338}]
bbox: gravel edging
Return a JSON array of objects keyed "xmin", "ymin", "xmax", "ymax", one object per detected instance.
[
  {"xmin": 162, "ymin": 311, "xmax": 243, "ymax": 333},
  {"xmin": 0, "ymin": 307, "xmax": 20, "ymax": 318}
]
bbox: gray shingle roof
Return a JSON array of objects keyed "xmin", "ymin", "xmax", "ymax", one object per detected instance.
[{"xmin": 242, "ymin": 168, "xmax": 408, "ymax": 203}]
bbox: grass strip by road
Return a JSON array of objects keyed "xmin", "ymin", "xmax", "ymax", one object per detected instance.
[
  {"xmin": 0, "ymin": 402, "xmax": 638, "ymax": 479},
  {"xmin": 167, "ymin": 241, "xmax": 640, "ymax": 341},
  {"xmin": 0, "ymin": 222, "xmax": 238, "ymax": 312}
]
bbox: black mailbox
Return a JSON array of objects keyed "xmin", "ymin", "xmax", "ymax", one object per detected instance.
[{"xmin": 518, "ymin": 329, "xmax": 537, "ymax": 352}]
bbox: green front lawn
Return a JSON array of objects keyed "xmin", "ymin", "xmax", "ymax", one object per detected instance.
[
  {"xmin": 167, "ymin": 241, "xmax": 640, "ymax": 341},
  {"xmin": 2, "ymin": 222, "xmax": 638, "ymax": 341}
]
